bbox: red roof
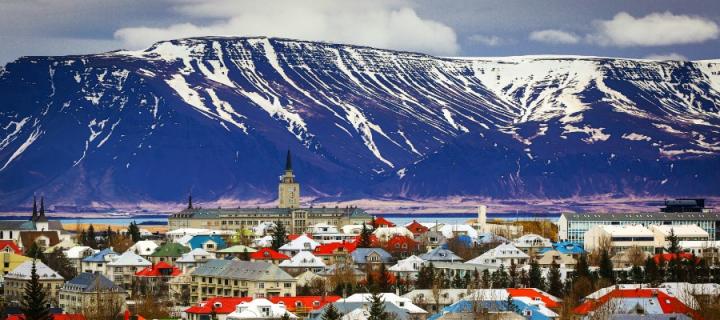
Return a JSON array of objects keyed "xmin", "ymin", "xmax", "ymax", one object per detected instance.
[
  {"xmin": 405, "ymin": 220, "xmax": 429, "ymax": 235},
  {"xmin": 653, "ymin": 252, "xmax": 701, "ymax": 264},
  {"xmin": 372, "ymin": 217, "xmax": 396, "ymax": 228},
  {"xmin": 9, "ymin": 315, "xmax": 85, "ymax": 320},
  {"xmin": 135, "ymin": 261, "xmax": 182, "ymax": 277},
  {"xmin": 185, "ymin": 297, "xmax": 253, "ymax": 314},
  {"xmin": 250, "ymin": 248, "xmax": 289, "ymax": 260},
  {"xmin": 0, "ymin": 240, "xmax": 21, "ymax": 254},
  {"xmin": 384, "ymin": 235, "xmax": 420, "ymax": 252},
  {"xmin": 269, "ymin": 296, "xmax": 341, "ymax": 313},
  {"xmin": 507, "ymin": 288, "xmax": 561, "ymax": 309},
  {"xmin": 573, "ymin": 288, "xmax": 699, "ymax": 317},
  {"xmin": 314, "ymin": 242, "xmax": 357, "ymax": 255}
]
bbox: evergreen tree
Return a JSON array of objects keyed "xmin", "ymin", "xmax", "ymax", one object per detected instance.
[
  {"xmin": 519, "ymin": 269, "xmax": 530, "ymax": 288},
  {"xmin": 21, "ymin": 260, "xmax": 50, "ymax": 320},
  {"xmin": 644, "ymin": 256, "xmax": 660, "ymax": 285},
  {"xmin": 547, "ymin": 260, "xmax": 563, "ymax": 297},
  {"xmin": 452, "ymin": 272, "xmax": 464, "ymax": 288},
  {"xmin": 280, "ymin": 313, "xmax": 291, "ymax": 320},
  {"xmin": 41, "ymin": 248, "xmax": 76, "ymax": 280},
  {"xmin": 378, "ymin": 263, "xmax": 391, "ymax": 292},
  {"xmin": 508, "ymin": 260, "xmax": 518, "ymax": 288},
  {"xmin": 528, "ymin": 260, "xmax": 545, "ymax": 290},
  {"xmin": 666, "ymin": 228, "xmax": 680, "ymax": 254},
  {"xmin": 416, "ymin": 263, "xmax": 435, "ymax": 289},
  {"xmin": 86, "ymin": 224, "xmax": 98, "ymax": 248},
  {"xmin": 630, "ymin": 265, "xmax": 644, "ymax": 284},
  {"xmin": 368, "ymin": 291, "xmax": 388, "ymax": 320},
  {"xmin": 358, "ymin": 223, "xmax": 373, "ymax": 248},
  {"xmin": 240, "ymin": 248, "xmax": 250, "ymax": 261},
  {"xmin": 575, "ymin": 254, "xmax": 591, "ymax": 280},
  {"xmin": 599, "ymin": 249, "xmax": 615, "ymax": 284},
  {"xmin": 321, "ymin": 303, "xmax": 342, "ymax": 320},
  {"xmin": 25, "ymin": 242, "xmax": 44, "ymax": 260},
  {"xmin": 370, "ymin": 216, "xmax": 378, "ymax": 229},
  {"xmin": 481, "ymin": 269, "xmax": 491, "ymax": 288},
  {"xmin": 271, "ymin": 221, "xmax": 288, "ymax": 251},
  {"xmin": 128, "ymin": 221, "xmax": 142, "ymax": 243}
]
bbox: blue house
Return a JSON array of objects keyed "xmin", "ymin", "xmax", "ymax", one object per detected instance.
[
  {"xmin": 187, "ymin": 235, "xmax": 227, "ymax": 251},
  {"xmin": 429, "ymin": 297, "xmax": 558, "ymax": 320}
]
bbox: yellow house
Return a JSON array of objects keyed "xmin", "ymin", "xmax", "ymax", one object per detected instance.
[{"xmin": 1, "ymin": 252, "xmax": 30, "ymax": 275}]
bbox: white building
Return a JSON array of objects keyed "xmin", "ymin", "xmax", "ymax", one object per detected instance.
[
  {"xmin": 584, "ymin": 224, "xmax": 655, "ymax": 254},
  {"xmin": 465, "ymin": 243, "xmax": 529, "ymax": 268},
  {"xmin": 226, "ymin": 298, "xmax": 298, "ymax": 320},
  {"xmin": 512, "ymin": 234, "xmax": 552, "ymax": 256},
  {"xmin": 649, "ymin": 225, "xmax": 710, "ymax": 249},
  {"xmin": 279, "ymin": 251, "xmax": 326, "ymax": 274},
  {"xmin": 388, "ymin": 255, "xmax": 425, "ymax": 280},
  {"xmin": 166, "ymin": 228, "xmax": 233, "ymax": 243},
  {"xmin": 176, "ymin": 248, "xmax": 215, "ymax": 273},
  {"xmin": 106, "ymin": 251, "xmax": 152, "ymax": 291},
  {"xmin": 63, "ymin": 246, "xmax": 97, "ymax": 273},
  {"xmin": 279, "ymin": 234, "xmax": 320, "ymax": 257},
  {"xmin": 373, "ymin": 227, "xmax": 414, "ymax": 242},
  {"xmin": 127, "ymin": 240, "xmax": 160, "ymax": 257},
  {"xmin": 438, "ymin": 224, "xmax": 478, "ymax": 240}
]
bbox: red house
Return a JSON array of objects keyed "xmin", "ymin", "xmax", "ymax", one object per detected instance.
[
  {"xmin": 383, "ymin": 235, "xmax": 421, "ymax": 258},
  {"xmin": 574, "ymin": 288, "xmax": 699, "ymax": 318},
  {"xmin": 0, "ymin": 240, "xmax": 21, "ymax": 254},
  {"xmin": 372, "ymin": 216, "xmax": 396, "ymax": 228},
  {"xmin": 250, "ymin": 248, "xmax": 289, "ymax": 264},
  {"xmin": 405, "ymin": 220, "xmax": 429, "ymax": 237},
  {"xmin": 313, "ymin": 241, "xmax": 356, "ymax": 265},
  {"xmin": 184, "ymin": 297, "xmax": 253, "ymax": 320}
]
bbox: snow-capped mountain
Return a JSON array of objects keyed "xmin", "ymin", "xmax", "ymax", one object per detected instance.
[{"xmin": 0, "ymin": 36, "xmax": 719, "ymax": 209}]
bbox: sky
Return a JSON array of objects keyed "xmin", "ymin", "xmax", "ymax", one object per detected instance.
[{"xmin": 1, "ymin": 0, "xmax": 719, "ymax": 65}]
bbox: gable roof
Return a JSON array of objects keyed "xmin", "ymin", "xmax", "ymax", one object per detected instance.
[
  {"xmin": 313, "ymin": 242, "xmax": 356, "ymax": 255},
  {"xmin": 82, "ymin": 248, "xmax": 117, "ymax": 263},
  {"xmin": 19, "ymin": 231, "xmax": 60, "ymax": 250},
  {"xmin": 506, "ymin": 288, "xmax": 561, "ymax": 309},
  {"xmin": 419, "ymin": 247, "xmax": 462, "ymax": 262},
  {"xmin": 150, "ymin": 242, "xmax": 191, "ymax": 257},
  {"xmin": 350, "ymin": 248, "xmax": 393, "ymax": 264},
  {"xmin": 185, "ymin": 297, "xmax": 254, "ymax": 314},
  {"xmin": 279, "ymin": 234, "xmax": 320, "ymax": 251},
  {"xmin": 7, "ymin": 260, "xmax": 63, "ymax": 280},
  {"xmin": 405, "ymin": 220, "xmax": 429, "ymax": 235},
  {"xmin": 466, "ymin": 243, "xmax": 529, "ymax": 264},
  {"xmin": 191, "ymin": 259, "xmax": 294, "ymax": 281},
  {"xmin": 279, "ymin": 251, "xmax": 325, "ymax": 268},
  {"xmin": 217, "ymin": 245, "xmax": 258, "ymax": 253},
  {"xmin": 63, "ymin": 272, "xmax": 124, "ymax": 292},
  {"xmin": 0, "ymin": 240, "xmax": 21, "ymax": 254},
  {"xmin": 372, "ymin": 217, "xmax": 396, "ymax": 227},
  {"xmin": 108, "ymin": 251, "xmax": 152, "ymax": 266},
  {"xmin": 135, "ymin": 261, "xmax": 182, "ymax": 277},
  {"xmin": 188, "ymin": 235, "xmax": 227, "ymax": 250},
  {"xmin": 250, "ymin": 247, "xmax": 289, "ymax": 260},
  {"xmin": 573, "ymin": 288, "xmax": 699, "ymax": 317}
]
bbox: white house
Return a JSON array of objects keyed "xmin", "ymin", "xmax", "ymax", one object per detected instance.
[
  {"xmin": 127, "ymin": 240, "xmax": 159, "ymax": 257},
  {"xmin": 388, "ymin": 255, "xmax": 425, "ymax": 280},
  {"xmin": 63, "ymin": 246, "xmax": 97, "ymax": 273},
  {"xmin": 279, "ymin": 251, "xmax": 326, "ymax": 274},
  {"xmin": 176, "ymin": 248, "xmax": 215, "ymax": 273},
  {"xmin": 106, "ymin": 251, "xmax": 152, "ymax": 291},
  {"xmin": 279, "ymin": 234, "xmax": 320, "ymax": 257},
  {"xmin": 512, "ymin": 234, "xmax": 552, "ymax": 256},
  {"xmin": 438, "ymin": 224, "xmax": 478, "ymax": 240},
  {"xmin": 226, "ymin": 298, "xmax": 298, "ymax": 320},
  {"xmin": 373, "ymin": 227, "xmax": 414, "ymax": 242},
  {"xmin": 465, "ymin": 243, "xmax": 529, "ymax": 268}
]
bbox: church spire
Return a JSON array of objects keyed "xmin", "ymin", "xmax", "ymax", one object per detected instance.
[
  {"xmin": 285, "ymin": 149, "xmax": 293, "ymax": 171},
  {"xmin": 39, "ymin": 197, "xmax": 45, "ymax": 218},
  {"xmin": 188, "ymin": 193, "xmax": 193, "ymax": 210},
  {"xmin": 31, "ymin": 196, "xmax": 37, "ymax": 222}
]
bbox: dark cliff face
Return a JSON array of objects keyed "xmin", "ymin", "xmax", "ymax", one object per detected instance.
[{"xmin": 0, "ymin": 37, "xmax": 718, "ymax": 209}]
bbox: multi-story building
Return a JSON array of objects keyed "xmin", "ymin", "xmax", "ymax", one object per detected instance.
[
  {"xmin": 4, "ymin": 260, "xmax": 64, "ymax": 307},
  {"xmin": 0, "ymin": 252, "xmax": 29, "ymax": 275},
  {"xmin": 558, "ymin": 199, "xmax": 720, "ymax": 243},
  {"xmin": 106, "ymin": 251, "xmax": 152, "ymax": 292},
  {"xmin": 59, "ymin": 272, "xmax": 126, "ymax": 315},
  {"xmin": 649, "ymin": 224, "xmax": 710, "ymax": 249},
  {"xmin": 168, "ymin": 152, "xmax": 371, "ymax": 234},
  {"xmin": 584, "ymin": 224, "xmax": 655, "ymax": 254},
  {"xmin": 190, "ymin": 260, "xmax": 296, "ymax": 302}
]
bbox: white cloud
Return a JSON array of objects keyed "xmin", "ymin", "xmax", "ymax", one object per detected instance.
[
  {"xmin": 528, "ymin": 29, "xmax": 580, "ymax": 44},
  {"xmin": 644, "ymin": 53, "xmax": 688, "ymax": 61},
  {"xmin": 114, "ymin": 0, "xmax": 459, "ymax": 56},
  {"xmin": 467, "ymin": 34, "xmax": 504, "ymax": 46},
  {"xmin": 589, "ymin": 11, "xmax": 719, "ymax": 46}
]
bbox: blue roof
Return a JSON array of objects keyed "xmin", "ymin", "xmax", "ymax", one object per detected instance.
[
  {"xmin": 441, "ymin": 235, "xmax": 474, "ymax": 249},
  {"xmin": 188, "ymin": 235, "xmax": 227, "ymax": 250},
  {"xmin": 420, "ymin": 246, "xmax": 462, "ymax": 262},
  {"xmin": 476, "ymin": 232, "xmax": 508, "ymax": 244},
  {"xmin": 350, "ymin": 248, "xmax": 393, "ymax": 264},
  {"xmin": 81, "ymin": 248, "xmax": 116, "ymax": 262},
  {"xmin": 546, "ymin": 241, "xmax": 585, "ymax": 255},
  {"xmin": 429, "ymin": 299, "xmax": 554, "ymax": 320},
  {"xmin": 65, "ymin": 272, "xmax": 123, "ymax": 292}
]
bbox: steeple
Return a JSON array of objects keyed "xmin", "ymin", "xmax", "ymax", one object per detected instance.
[
  {"xmin": 31, "ymin": 196, "xmax": 38, "ymax": 222},
  {"xmin": 285, "ymin": 150, "xmax": 293, "ymax": 171},
  {"xmin": 37, "ymin": 197, "xmax": 48, "ymax": 222},
  {"xmin": 188, "ymin": 194, "xmax": 193, "ymax": 210}
]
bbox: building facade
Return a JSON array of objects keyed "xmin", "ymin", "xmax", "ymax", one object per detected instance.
[
  {"xmin": 189, "ymin": 260, "xmax": 296, "ymax": 302},
  {"xmin": 169, "ymin": 152, "xmax": 371, "ymax": 235}
]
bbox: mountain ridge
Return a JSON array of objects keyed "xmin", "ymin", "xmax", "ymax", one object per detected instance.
[{"xmin": 0, "ymin": 36, "xmax": 718, "ymax": 209}]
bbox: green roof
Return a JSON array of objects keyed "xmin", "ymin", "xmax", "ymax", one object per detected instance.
[
  {"xmin": 217, "ymin": 245, "xmax": 258, "ymax": 253},
  {"xmin": 151, "ymin": 243, "xmax": 191, "ymax": 257}
]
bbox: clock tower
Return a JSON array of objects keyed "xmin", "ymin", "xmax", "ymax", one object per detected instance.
[{"xmin": 278, "ymin": 150, "xmax": 300, "ymax": 208}]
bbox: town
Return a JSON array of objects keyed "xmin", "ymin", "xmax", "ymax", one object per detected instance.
[{"xmin": 1, "ymin": 154, "xmax": 719, "ymax": 320}]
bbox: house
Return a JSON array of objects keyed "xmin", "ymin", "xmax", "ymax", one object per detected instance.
[
  {"xmin": 250, "ymin": 248, "xmax": 290, "ymax": 265},
  {"xmin": 309, "ymin": 293, "xmax": 427, "ymax": 320},
  {"xmin": 59, "ymin": 272, "xmax": 126, "ymax": 314},
  {"xmin": 185, "ymin": 297, "xmax": 254, "ymax": 320},
  {"xmin": 405, "ymin": 220, "xmax": 430, "ymax": 237},
  {"xmin": 383, "ymin": 235, "xmax": 421, "ymax": 258},
  {"xmin": 0, "ymin": 240, "xmax": 21, "ymax": 254},
  {"xmin": 584, "ymin": 225, "xmax": 655, "ymax": 254},
  {"xmin": 417, "ymin": 229, "xmax": 447, "ymax": 250},
  {"xmin": 512, "ymin": 234, "xmax": 552, "ymax": 257},
  {"xmin": 176, "ymin": 248, "xmax": 216, "ymax": 273},
  {"xmin": 4, "ymin": 260, "xmax": 64, "ymax": 307},
  {"xmin": 403, "ymin": 289, "xmax": 474, "ymax": 313},
  {"xmin": 316, "ymin": 264, "xmax": 365, "ymax": 282},
  {"xmin": 438, "ymin": 224, "xmax": 478, "ymax": 240},
  {"xmin": 419, "ymin": 247, "xmax": 463, "ymax": 263},
  {"xmin": 341, "ymin": 224, "xmax": 371, "ymax": 235},
  {"xmin": 389, "ymin": 255, "xmax": 425, "ymax": 280},
  {"xmin": 465, "ymin": 243, "xmax": 529, "ymax": 268},
  {"xmin": 254, "ymin": 236, "xmax": 274, "ymax": 248},
  {"xmin": 535, "ymin": 249, "xmax": 576, "ymax": 268},
  {"xmin": 541, "ymin": 241, "xmax": 585, "ymax": 257},
  {"xmin": 19, "ymin": 231, "xmax": 61, "ymax": 253},
  {"xmin": 429, "ymin": 296, "xmax": 558, "ymax": 320},
  {"xmin": 188, "ymin": 235, "xmax": 227, "ymax": 252},
  {"xmin": 279, "ymin": 251, "xmax": 326, "ymax": 275},
  {"xmin": 106, "ymin": 251, "xmax": 152, "ymax": 292},
  {"xmin": 350, "ymin": 248, "xmax": 394, "ymax": 271},
  {"xmin": 372, "ymin": 217, "xmax": 396, "ymax": 228},
  {"xmin": 63, "ymin": 246, "xmax": 97, "ymax": 273},
  {"xmin": 226, "ymin": 298, "xmax": 298, "ymax": 320},
  {"xmin": 81, "ymin": 248, "xmax": 117, "ymax": 274},
  {"xmin": 0, "ymin": 252, "xmax": 30, "ymax": 275},
  {"xmin": 312, "ymin": 241, "xmax": 356, "ymax": 265},
  {"xmin": 279, "ymin": 234, "xmax": 320, "ymax": 257},
  {"xmin": 573, "ymin": 288, "xmax": 700, "ymax": 319},
  {"xmin": 189, "ymin": 260, "xmax": 296, "ymax": 301},
  {"xmin": 150, "ymin": 242, "xmax": 191, "ymax": 264},
  {"xmin": 217, "ymin": 245, "xmax": 258, "ymax": 259},
  {"xmin": 127, "ymin": 240, "xmax": 160, "ymax": 257},
  {"xmin": 269, "ymin": 296, "xmax": 341, "ymax": 318},
  {"xmin": 134, "ymin": 261, "xmax": 182, "ymax": 296},
  {"xmin": 373, "ymin": 227, "xmax": 415, "ymax": 242}
]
